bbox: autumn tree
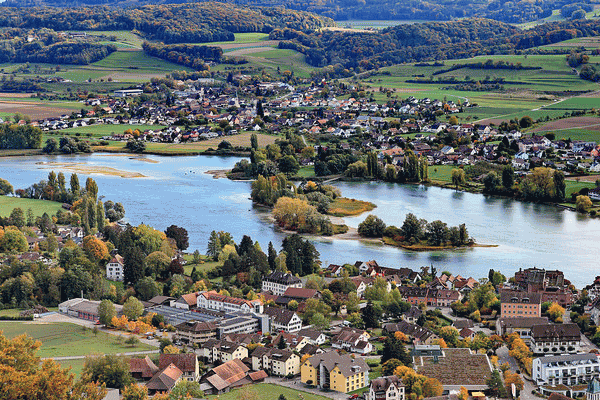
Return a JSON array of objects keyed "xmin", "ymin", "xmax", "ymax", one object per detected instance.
[
  {"xmin": 576, "ymin": 195, "xmax": 592, "ymax": 213},
  {"xmin": 546, "ymin": 302, "xmax": 565, "ymax": 323},
  {"xmin": 122, "ymin": 383, "xmax": 148, "ymax": 400},
  {"xmin": 0, "ymin": 330, "xmax": 106, "ymax": 400},
  {"xmin": 83, "ymin": 235, "xmax": 109, "ymax": 263}
]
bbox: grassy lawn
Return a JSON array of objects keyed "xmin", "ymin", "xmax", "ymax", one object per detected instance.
[
  {"xmin": 296, "ymin": 166, "xmax": 315, "ymax": 178},
  {"xmin": 565, "ymin": 179, "xmax": 596, "ymax": 198},
  {"xmin": 328, "ymin": 197, "xmax": 377, "ymax": 217},
  {"xmin": 207, "ymin": 383, "xmax": 333, "ymax": 400},
  {"xmin": 56, "ymin": 358, "xmax": 86, "ymax": 377},
  {"xmin": 428, "ymin": 165, "xmax": 456, "ymax": 185},
  {"xmin": 183, "ymin": 254, "xmax": 221, "ymax": 276},
  {"xmin": 201, "ymin": 32, "xmax": 270, "ymax": 46},
  {"xmin": 0, "ymin": 322, "xmax": 153, "ymax": 358},
  {"xmin": 0, "ymin": 196, "xmax": 63, "ymax": 218}
]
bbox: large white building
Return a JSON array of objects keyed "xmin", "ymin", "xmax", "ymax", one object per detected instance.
[
  {"xmin": 530, "ymin": 323, "xmax": 581, "ymax": 355},
  {"xmin": 263, "ymin": 307, "xmax": 302, "ymax": 333},
  {"xmin": 532, "ymin": 353, "xmax": 600, "ymax": 387},
  {"xmin": 261, "ymin": 272, "xmax": 302, "ymax": 296},
  {"xmin": 196, "ymin": 291, "xmax": 263, "ymax": 314},
  {"xmin": 106, "ymin": 254, "xmax": 124, "ymax": 281}
]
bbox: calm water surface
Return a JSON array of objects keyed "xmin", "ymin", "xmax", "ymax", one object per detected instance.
[{"xmin": 0, "ymin": 153, "xmax": 597, "ymax": 287}]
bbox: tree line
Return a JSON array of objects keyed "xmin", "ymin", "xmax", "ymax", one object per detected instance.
[
  {"xmin": 0, "ymin": 123, "xmax": 42, "ymax": 150},
  {"xmin": 142, "ymin": 42, "xmax": 222, "ymax": 71},
  {"xmin": 0, "ymin": 3, "xmax": 334, "ymax": 44},
  {"xmin": 276, "ymin": 18, "xmax": 600, "ymax": 74}
]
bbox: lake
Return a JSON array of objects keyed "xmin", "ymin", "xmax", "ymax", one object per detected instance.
[{"xmin": 0, "ymin": 153, "xmax": 597, "ymax": 287}]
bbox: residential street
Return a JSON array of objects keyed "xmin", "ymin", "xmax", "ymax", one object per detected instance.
[{"xmin": 497, "ymin": 346, "xmax": 536, "ymax": 400}]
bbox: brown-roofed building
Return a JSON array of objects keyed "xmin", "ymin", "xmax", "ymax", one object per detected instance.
[
  {"xmin": 158, "ymin": 353, "xmax": 200, "ymax": 382},
  {"xmin": 129, "ymin": 356, "xmax": 159, "ymax": 380},
  {"xmin": 200, "ymin": 359, "xmax": 256, "ymax": 394},
  {"xmin": 200, "ymin": 339, "xmax": 249, "ymax": 364},
  {"xmin": 106, "ymin": 254, "xmax": 124, "ymax": 282},
  {"xmin": 383, "ymin": 321, "xmax": 438, "ymax": 345},
  {"xmin": 298, "ymin": 328, "xmax": 328, "ymax": 345},
  {"xmin": 368, "ymin": 375, "xmax": 405, "ymax": 400},
  {"xmin": 172, "ymin": 292, "xmax": 200, "ymax": 310},
  {"xmin": 250, "ymin": 346, "xmax": 301, "ymax": 376},
  {"xmin": 146, "ymin": 364, "xmax": 183, "ymax": 395},
  {"xmin": 175, "ymin": 320, "xmax": 217, "ymax": 345},
  {"xmin": 280, "ymin": 287, "xmax": 321, "ymax": 302},
  {"xmin": 500, "ymin": 290, "xmax": 542, "ymax": 318},
  {"xmin": 331, "ymin": 327, "xmax": 373, "ymax": 355},
  {"xmin": 261, "ymin": 272, "xmax": 302, "ymax": 296},
  {"xmin": 263, "ymin": 306, "xmax": 303, "ymax": 333},
  {"xmin": 530, "ymin": 323, "xmax": 582, "ymax": 355},
  {"xmin": 495, "ymin": 316, "xmax": 549, "ymax": 338}
]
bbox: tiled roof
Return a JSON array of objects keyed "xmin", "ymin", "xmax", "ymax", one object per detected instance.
[
  {"xmin": 146, "ymin": 364, "xmax": 182, "ymax": 391},
  {"xmin": 158, "ymin": 353, "xmax": 197, "ymax": 372},
  {"xmin": 531, "ymin": 323, "xmax": 581, "ymax": 341},
  {"xmin": 129, "ymin": 356, "xmax": 159, "ymax": 378}
]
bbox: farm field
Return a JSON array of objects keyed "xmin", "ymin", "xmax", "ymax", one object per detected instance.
[
  {"xmin": 206, "ymin": 383, "xmax": 332, "ymax": 400},
  {"xmin": 0, "ymin": 196, "xmax": 63, "ymax": 218},
  {"xmin": 530, "ymin": 116, "xmax": 600, "ymax": 134},
  {"xmin": 83, "ymin": 30, "xmax": 145, "ymax": 49},
  {"xmin": 59, "ymin": 124, "xmax": 166, "ymax": 137},
  {"xmin": 201, "ymin": 32, "xmax": 271, "ymax": 46},
  {"xmin": 0, "ymin": 322, "xmax": 154, "ymax": 358}
]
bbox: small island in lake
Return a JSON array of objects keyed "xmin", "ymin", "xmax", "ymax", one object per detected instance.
[{"xmin": 357, "ymin": 212, "xmax": 493, "ymax": 251}]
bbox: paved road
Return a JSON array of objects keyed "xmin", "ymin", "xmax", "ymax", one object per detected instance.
[{"xmin": 497, "ymin": 346, "xmax": 536, "ymax": 400}]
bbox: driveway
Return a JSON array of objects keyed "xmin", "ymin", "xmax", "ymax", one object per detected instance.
[{"xmin": 497, "ymin": 346, "xmax": 536, "ymax": 400}]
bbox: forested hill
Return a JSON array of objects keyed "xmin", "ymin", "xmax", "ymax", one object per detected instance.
[
  {"xmin": 274, "ymin": 18, "xmax": 600, "ymax": 73},
  {"xmin": 1, "ymin": 0, "xmax": 590, "ymax": 24},
  {"xmin": 0, "ymin": 3, "xmax": 334, "ymax": 43}
]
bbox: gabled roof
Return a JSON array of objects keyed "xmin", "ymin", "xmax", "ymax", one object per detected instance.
[
  {"xmin": 209, "ymin": 359, "xmax": 250, "ymax": 387},
  {"xmin": 370, "ymin": 375, "xmax": 404, "ymax": 392},
  {"xmin": 305, "ymin": 351, "xmax": 369, "ymax": 377},
  {"xmin": 129, "ymin": 356, "xmax": 159, "ymax": 378},
  {"xmin": 263, "ymin": 272, "xmax": 302, "ymax": 285},
  {"xmin": 146, "ymin": 364, "xmax": 182, "ymax": 391},
  {"xmin": 282, "ymin": 287, "xmax": 318, "ymax": 299},
  {"xmin": 263, "ymin": 306, "xmax": 299, "ymax": 325},
  {"xmin": 179, "ymin": 292, "xmax": 199, "ymax": 306},
  {"xmin": 531, "ymin": 323, "xmax": 581, "ymax": 341},
  {"xmin": 158, "ymin": 353, "xmax": 197, "ymax": 373}
]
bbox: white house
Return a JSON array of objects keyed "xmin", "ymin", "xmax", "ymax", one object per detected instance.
[
  {"xmin": 261, "ymin": 272, "xmax": 302, "ymax": 296},
  {"xmin": 263, "ymin": 307, "xmax": 302, "ymax": 333},
  {"xmin": 197, "ymin": 291, "xmax": 263, "ymax": 314},
  {"xmin": 106, "ymin": 254, "xmax": 124, "ymax": 281},
  {"xmin": 368, "ymin": 376, "xmax": 405, "ymax": 400}
]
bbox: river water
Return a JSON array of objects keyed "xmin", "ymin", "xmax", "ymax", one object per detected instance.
[{"xmin": 0, "ymin": 153, "xmax": 597, "ymax": 287}]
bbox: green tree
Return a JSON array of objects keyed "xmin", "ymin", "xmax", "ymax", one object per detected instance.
[
  {"xmin": 426, "ymin": 220, "xmax": 449, "ymax": 246},
  {"xmin": 0, "ymin": 229, "xmax": 28, "ymax": 253},
  {"xmin": 0, "ymin": 178, "xmax": 13, "ymax": 195},
  {"xmin": 70, "ymin": 173, "xmax": 80, "ymax": 195},
  {"xmin": 554, "ymin": 170, "xmax": 566, "ymax": 201},
  {"xmin": 165, "ymin": 225, "xmax": 189, "ymax": 251},
  {"xmin": 250, "ymin": 133, "xmax": 258, "ymax": 150},
  {"xmin": 451, "ymin": 168, "xmax": 465, "ymax": 190},
  {"xmin": 207, "ymin": 231, "xmax": 221, "ymax": 261},
  {"xmin": 135, "ymin": 277, "xmax": 161, "ymax": 301},
  {"xmin": 519, "ymin": 116, "xmax": 534, "ymax": 128},
  {"xmin": 170, "ymin": 381, "xmax": 204, "ymax": 400},
  {"xmin": 576, "ymin": 195, "xmax": 592, "ymax": 213},
  {"xmin": 278, "ymin": 155, "xmax": 300, "ymax": 176},
  {"xmin": 82, "ymin": 354, "xmax": 133, "ymax": 389},
  {"xmin": 400, "ymin": 213, "xmax": 424, "ymax": 241},
  {"xmin": 309, "ymin": 312, "xmax": 330, "ymax": 330},
  {"xmin": 98, "ymin": 299, "xmax": 116, "ymax": 326},
  {"xmin": 358, "ymin": 214, "xmax": 386, "ymax": 238},
  {"xmin": 122, "ymin": 296, "xmax": 144, "ymax": 320},
  {"xmin": 362, "ymin": 301, "xmax": 383, "ymax": 329},
  {"xmin": 483, "ymin": 172, "xmax": 500, "ymax": 193},
  {"xmin": 9, "ymin": 207, "xmax": 25, "ymax": 227},
  {"xmin": 381, "ymin": 335, "xmax": 411, "ymax": 365},
  {"xmin": 502, "ymin": 165, "xmax": 514, "ymax": 190}
]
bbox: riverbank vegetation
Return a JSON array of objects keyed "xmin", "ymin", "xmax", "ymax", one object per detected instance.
[{"xmin": 251, "ymin": 174, "xmax": 367, "ymax": 235}]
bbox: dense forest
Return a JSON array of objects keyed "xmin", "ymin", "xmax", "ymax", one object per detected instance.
[
  {"xmin": 0, "ymin": 28, "xmax": 116, "ymax": 64},
  {"xmin": 142, "ymin": 42, "xmax": 223, "ymax": 70},
  {"xmin": 0, "ymin": 3, "xmax": 334, "ymax": 44},
  {"xmin": 2, "ymin": 0, "xmax": 592, "ymax": 24},
  {"xmin": 275, "ymin": 18, "xmax": 600, "ymax": 72}
]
